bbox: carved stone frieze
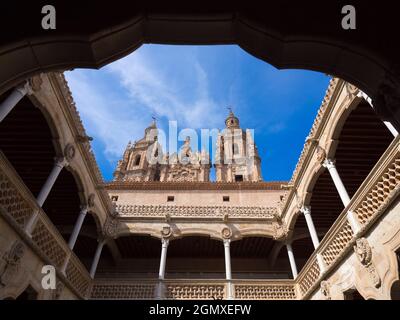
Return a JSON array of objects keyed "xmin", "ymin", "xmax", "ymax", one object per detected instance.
[
  {"xmin": 0, "ymin": 241, "xmax": 25, "ymax": 288},
  {"xmin": 353, "ymin": 238, "xmax": 381, "ymax": 288},
  {"xmin": 116, "ymin": 204, "xmax": 276, "ymax": 219}
]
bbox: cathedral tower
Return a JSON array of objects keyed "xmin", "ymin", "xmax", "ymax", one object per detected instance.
[
  {"xmin": 113, "ymin": 120, "xmax": 162, "ymax": 181},
  {"xmin": 215, "ymin": 110, "xmax": 262, "ymax": 182}
]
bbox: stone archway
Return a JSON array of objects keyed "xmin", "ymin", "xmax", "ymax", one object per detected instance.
[{"xmin": 1, "ymin": 5, "xmax": 400, "ymax": 129}]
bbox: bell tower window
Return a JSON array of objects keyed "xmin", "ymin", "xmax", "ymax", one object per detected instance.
[{"xmin": 134, "ymin": 155, "xmax": 141, "ymax": 166}]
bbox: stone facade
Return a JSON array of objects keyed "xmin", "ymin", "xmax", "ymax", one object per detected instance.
[{"xmin": 0, "ymin": 72, "xmax": 399, "ymax": 300}]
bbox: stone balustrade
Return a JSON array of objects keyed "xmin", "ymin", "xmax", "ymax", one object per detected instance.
[
  {"xmin": 296, "ymin": 137, "xmax": 400, "ymax": 298},
  {"xmin": 0, "ymin": 151, "xmax": 91, "ymax": 298},
  {"xmin": 90, "ymin": 279, "xmax": 297, "ymax": 300}
]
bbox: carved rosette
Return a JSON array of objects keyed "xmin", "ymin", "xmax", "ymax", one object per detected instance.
[
  {"xmin": 0, "ymin": 241, "xmax": 25, "ymax": 288},
  {"xmin": 161, "ymin": 226, "xmax": 172, "ymax": 239},
  {"xmin": 221, "ymin": 227, "xmax": 232, "ymax": 240},
  {"xmin": 103, "ymin": 217, "xmax": 118, "ymax": 239},
  {"xmin": 353, "ymin": 238, "xmax": 381, "ymax": 288},
  {"xmin": 64, "ymin": 143, "xmax": 76, "ymax": 162},
  {"xmin": 320, "ymin": 281, "xmax": 331, "ymax": 300}
]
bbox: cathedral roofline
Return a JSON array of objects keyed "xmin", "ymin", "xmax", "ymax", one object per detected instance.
[{"xmin": 105, "ymin": 180, "xmax": 287, "ymax": 191}]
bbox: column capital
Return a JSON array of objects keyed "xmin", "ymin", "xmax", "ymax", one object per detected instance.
[
  {"xmin": 223, "ymin": 238, "xmax": 231, "ymax": 246},
  {"xmin": 80, "ymin": 205, "xmax": 89, "ymax": 214},
  {"xmin": 54, "ymin": 157, "xmax": 69, "ymax": 168},
  {"xmin": 15, "ymin": 81, "xmax": 33, "ymax": 96},
  {"xmin": 322, "ymin": 158, "xmax": 336, "ymax": 169},
  {"xmin": 161, "ymin": 237, "xmax": 169, "ymax": 248},
  {"xmin": 300, "ymin": 205, "xmax": 311, "ymax": 215}
]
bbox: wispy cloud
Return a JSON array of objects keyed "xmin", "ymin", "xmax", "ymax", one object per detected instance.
[
  {"xmin": 106, "ymin": 51, "xmax": 224, "ymax": 129},
  {"xmin": 65, "ymin": 48, "xmax": 225, "ymax": 162},
  {"xmin": 65, "ymin": 71, "xmax": 147, "ymax": 160}
]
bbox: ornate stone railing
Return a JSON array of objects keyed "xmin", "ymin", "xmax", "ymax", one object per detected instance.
[
  {"xmin": 90, "ymin": 279, "xmax": 297, "ymax": 300},
  {"xmin": 232, "ymin": 280, "xmax": 297, "ymax": 300},
  {"xmin": 279, "ymin": 78, "xmax": 342, "ymax": 210},
  {"xmin": 296, "ymin": 137, "xmax": 400, "ymax": 299},
  {"xmin": 0, "ymin": 151, "xmax": 92, "ymax": 298},
  {"xmin": 91, "ymin": 279, "xmax": 226, "ymax": 300},
  {"xmin": 116, "ymin": 204, "xmax": 277, "ymax": 219}
]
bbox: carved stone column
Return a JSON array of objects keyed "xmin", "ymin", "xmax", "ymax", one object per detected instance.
[
  {"xmin": 286, "ymin": 243, "xmax": 298, "ymax": 279},
  {"xmin": 89, "ymin": 237, "xmax": 106, "ymax": 279},
  {"xmin": 68, "ymin": 205, "xmax": 89, "ymax": 250},
  {"xmin": 300, "ymin": 206, "xmax": 320, "ymax": 249},
  {"xmin": 0, "ymin": 81, "xmax": 32, "ymax": 122},
  {"xmin": 25, "ymin": 155, "xmax": 70, "ymax": 235},
  {"xmin": 222, "ymin": 227, "xmax": 233, "ymax": 300},
  {"xmin": 323, "ymin": 158, "xmax": 361, "ymax": 234}
]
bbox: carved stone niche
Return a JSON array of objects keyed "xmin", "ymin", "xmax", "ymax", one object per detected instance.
[
  {"xmin": 221, "ymin": 227, "xmax": 232, "ymax": 240},
  {"xmin": 353, "ymin": 238, "xmax": 381, "ymax": 288},
  {"xmin": 0, "ymin": 241, "xmax": 25, "ymax": 288}
]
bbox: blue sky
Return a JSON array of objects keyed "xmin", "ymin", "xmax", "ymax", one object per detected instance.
[{"xmin": 65, "ymin": 44, "xmax": 330, "ymax": 182}]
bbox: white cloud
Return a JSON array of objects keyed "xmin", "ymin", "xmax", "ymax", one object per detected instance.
[
  {"xmin": 106, "ymin": 50, "xmax": 224, "ymax": 129},
  {"xmin": 65, "ymin": 47, "xmax": 226, "ymax": 163},
  {"xmin": 65, "ymin": 71, "xmax": 147, "ymax": 160}
]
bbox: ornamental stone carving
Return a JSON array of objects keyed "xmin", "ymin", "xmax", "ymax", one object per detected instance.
[
  {"xmin": 29, "ymin": 74, "xmax": 44, "ymax": 93},
  {"xmin": 161, "ymin": 226, "xmax": 172, "ymax": 238},
  {"xmin": 0, "ymin": 241, "xmax": 25, "ymax": 287},
  {"xmin": 221, "ymin": 227, "xmax": 232, "ymax": 239},
  {"xmin": 87, "ymin": 193, "xmax": 95, "ymax": 208},
  {"xmin": 272, "ymin": 221, "xmax": 287, "ymax": 240},
  {"xmin": 103, "ymin": 217, "xmax": 118, "ymax": 239},
  {"xmin": 115, "ymin": 204, "xmax": 276, "ymax": 219},
  {"xmin": 316, "ymin": 146, "xmax": 327, "ymax": 164},
  {"xmin": 320, "ymin": 281, "xmax": 331, "ymax": 300},
  {"xmin": 345, "ymin": 82, "xmax": 359, "ymax": 98},
  {"xmin": 353, "ymin": 238, "xmax": 381, "ymax": 288},
  {"xmin": 64, "ymin": 143, "xmax": 76, "ymax": 162}
]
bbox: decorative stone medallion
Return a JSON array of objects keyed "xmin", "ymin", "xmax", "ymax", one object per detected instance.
[{"xmin": 221, "ymin": 227, "xmax": 232, "ymax": 239}]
